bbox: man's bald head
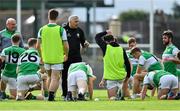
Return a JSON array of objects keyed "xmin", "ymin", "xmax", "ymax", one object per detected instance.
[{"xmin": 6, "ymin": 18, "xmax": 16, "ymax": 32}]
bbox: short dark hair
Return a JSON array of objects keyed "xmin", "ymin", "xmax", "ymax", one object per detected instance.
[
  {"xmin": 28, "ymin": 38, "xmax": 37, "ymax": 47},
  {"xmin": 48, "ymin": 9, "xmax": 58, "ymax": 20},
  {"xmin": 11, "ymin": 34, "xmax": 21, "ymax": 43},
  {"xmin": 103, "ymin": 35, "xmax": 114, "ymax": 42},
  {"xmin": 162, "ymin": 30, "xmax": 174, "ymax": 40},
  {"xmin": 128, "ymin": 37, "xmax": 136, "ymax": 44},
  {"xmin": 130, "ymin": 47, "xmax": 141, "ymax": 55}
]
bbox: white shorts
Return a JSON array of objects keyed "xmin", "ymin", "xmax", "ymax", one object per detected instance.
[
  {"xmin": 44, "ymin": 64, "xmax": 63, "ymax": 70},
  {"xmin": 159, "ymin": 75, "xmax": 178, "ymax": 89},
  {"xmin": 106, "ymin": 80, "xmax": 123, "ymax": 90},
  {"xmin": 68, "ymin": 70, "xmax": 87, "ymax": 91},
  {"xmin": 17, "ymin": 74, "xmax": 40, "ymax": 91},
  {"xmin": 1, "ymin": 75, "xmax": 17, "ymax": 90}
]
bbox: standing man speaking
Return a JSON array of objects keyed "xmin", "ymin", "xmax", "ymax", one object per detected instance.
[
  {"xmin": 62, "ymin": 15, "xmax": 89, "ymax": 99},
  {"xmin": 37, "ymin": 9, "xmax": 69, "ymax": 101}
]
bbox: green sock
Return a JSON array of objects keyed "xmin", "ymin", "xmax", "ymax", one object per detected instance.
[
  {"xmin": 31, "ymin": 96, "xmax": 37, "ymax": 100},
  {"xmin": 44, "ymin": 90, "xmax": 48, "ymax": 97}
]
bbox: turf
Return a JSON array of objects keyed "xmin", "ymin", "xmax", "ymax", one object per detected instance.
[{"xmin": 0, "ymin": 90, "xmax": 180, "ymax": 111}]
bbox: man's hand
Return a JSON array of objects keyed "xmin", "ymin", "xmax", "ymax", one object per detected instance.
[
  {"xmin": 99, "ymin": 80, "xmax": 105, "ymax": 88},
  {"xmin": 106, "ymin": 30, "xmax": 112, "ymax": 35},
  {"xmin": 84, "ymin": 40, "xmax": 89, "ymax": 48}
]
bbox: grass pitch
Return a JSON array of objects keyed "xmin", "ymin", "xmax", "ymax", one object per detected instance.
[{"xmin": 0, "ymin": 90, "xmax": 180, "ymax": 111}]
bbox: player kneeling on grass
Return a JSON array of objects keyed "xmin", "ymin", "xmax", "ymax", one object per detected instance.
[
  {"xmin": 141, "ymin": 70, "xmax": 178, "ymax": 100},
  {"xmin": 66, "ymin": 62, "xmax": 96, "ymax": 101},
  {"xmin": 16, "ymin": 38, "xmax": 45, "ymax": 100},
  {"xmin": 24, "ymin": 68, "xmax": 48, "ymax": 100},
  {"xmin": 95, "ymin": 30, "xmax": 131, "ymax": 101},
  {"xmin": 0, "ymin": 34, "xmax": 25, "ymax": 99}
]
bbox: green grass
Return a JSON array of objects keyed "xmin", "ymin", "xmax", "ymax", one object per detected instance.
[{"xmin": 0, "ymin": 90, "xmax": 180, "ymax": 110}]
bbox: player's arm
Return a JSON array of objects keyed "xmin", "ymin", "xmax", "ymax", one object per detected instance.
[
  {"xmin": 141, "ymin": 84, "xmax": 148, "ymax": 100},
  {"xmin": 95, "ymin": 31, "xmax": 108, "ymax": 56},
  {"xmin": 167, "ymin": 48, "xmax": 180, "ymax": 64},
  {"xmin": 61, "ymin": 28, "xmax": 69, "ymax": 62},
  {"xmin": 36, "ymin": 39, "xmax": 41, "ymax": 54},
  {"xmin": 36, "ymin": 29, "xmax": 43, "ymax": 64},
  {"xmin": 79, "ymin": 28, "xmax": 89, "ymax": 48},
  {"xmin": 136, "ymin": 65, "xmax": 143, "ymax": 74},
  {"xmin": 99, "ymin": 76, "xmax": 105, "ymax": 88},
  {"xmin": 88, "ymin": 76, "xmax": 96, "ymax": 100},
  {"xmin": 36, "ymin": 39, "xmax": 44, "ymax": 65},
  {"xmin": 166, "ymin": 52, "xmax": 180, "ymax": 64},
  {"xmin": 63, "ymin": 40, "xmax": 69, "ymax": 62},
  {"xmin": 169, "ymin": 58, "xmax": 180, "ymax": 64},
  {"xmin": 123, "ymin": 48, "xmax": 131, "ymax": 81},
  {"xmin": 136, "ymin": 55, "xmax": 145, "ymax": 74}
]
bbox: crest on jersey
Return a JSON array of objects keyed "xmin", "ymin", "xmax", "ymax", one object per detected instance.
[{"xmin": 77, "ymin": 33, "xmax": 80, "ymax": 38}]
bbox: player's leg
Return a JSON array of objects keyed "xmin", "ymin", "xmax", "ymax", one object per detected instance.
[
  {"xmin": 76, "ymin": 71, "xmax": 88, "ymax": 100},
  {"xmin": 16, "ymin": 76, "xmax": 29, "ymax": 100},
  {"xmin": 77, "ymin": 80, "xmax": 87, "ymax": 100},
  {"xmin": 44, "ymin": 64, "xmax": 51, "ymax": 89},
  {"xmin": 66, "ymin": 71, "xmax": 77, "ymax": 101},
  {"xmin": 168, "ymin": 75, "xmax": 178, "ymax": 99},
  {"xmin": 8, "ymin": 77, "xmax": 17, "ymax": 99},
  {"xmin": 158, "ymin": 89, "xmax": 169, "ymax": 100},
  {"xmin": 48, "ymin": 64, "xmax": 62, "ymax": 101},
  {"xmin": 0, "ymin": 75, "xmax": 8, "ymax": 99},
  {"xmin": 151, "ymin": 87, "xmax": 156, "ymax": 97},
  {"xmin": 48, "ymin": 70, "xmax": 61, "ymax": 101},
  {"xmin": 133, "ymin": 75, "xmax": 142, "ymax": 94},
  {"xmin": 132, "ymin": 72, "xmax": 146, "ymax": 98},
  {"xmin": 62, "ymin": 61, "xmax": 70, "ymax": 98},
  {"xmin": 41, "ymin": 73, "xmax": 48, "ymax": 100},
  {"xmin": 23, "ymin": 75, "xmax": 42, "ymax": 100},
  {"xmin": 106, "ymin": 80, "xmax": 121, "ymax": 100},
  {"xmin": 122, "ymin": 79, "xmax": 130, "ymax": 98},
  {"xmin": 158, "ymin": 75, "xmax": 176, "ymax": 99}
]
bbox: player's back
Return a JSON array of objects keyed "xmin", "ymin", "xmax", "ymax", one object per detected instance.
[
  {"xmin": 18, "ymin": 48, "xmax": 40, "ymax": 76},
  {"xmin": 1, "ymin": 45, "xmax": 25, "ymax": 78}
]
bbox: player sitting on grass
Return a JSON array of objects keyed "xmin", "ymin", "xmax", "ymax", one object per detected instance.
[
  {"xmin": 0, "ymin": 34, "xmax": 25, "ymax": 99},
  {"xmin": 141, "ymin": 70, "xmax": 178, "ymax": 100},
  {"xmin": 66, "ymin": 62, "xmax": 96, "ymax": 101},
  {"xmin": 16, "ymin": 38, "xmax": 46, "ymax": 100}
]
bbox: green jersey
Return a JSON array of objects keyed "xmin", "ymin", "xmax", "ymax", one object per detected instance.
[
  {"xmin": 18, "ymin": 48, "xmax": 40, "ymax": 76},
  {"xmin": 139, "ymin": 51, "xmax": 163, "ymax": 72},
  {"xmin": 162, "ymin": 44, "xmax": 179, "ymax": 75},
  {"xmin": 143, "ymin": 70, "xmax": 172, "ymax": 87},
  {"xmin": 68, "ymin": 62, "xmax": 94, "ymax": 78},
  {"xmin": 1, "ymin": 45, "xmax": 25, "ymax": 78},
  {"xmin": 0, "ymin": 28, "xmax": 24, "ymax": 51},
  {"xmin": 126, "ymin": 50, "xmax": 138, "ymax": 76}
]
